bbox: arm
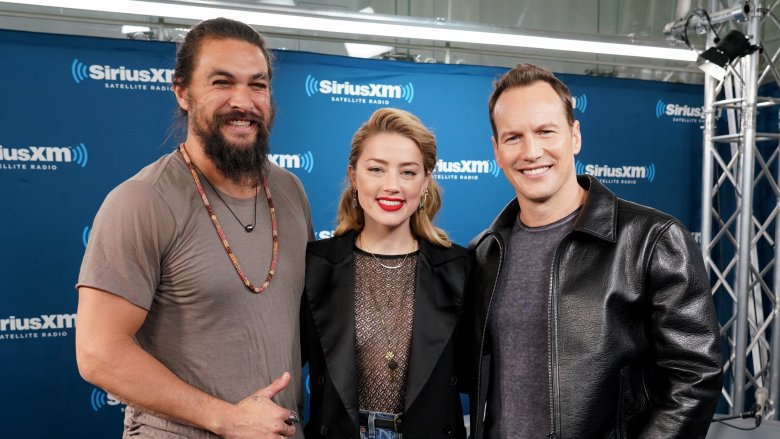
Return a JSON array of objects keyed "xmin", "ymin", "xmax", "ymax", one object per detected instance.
[
  {"xmin": 640, "ymin": 222, "xmax": 723, "ymax": 439},
  {"xmin": 76, "ymin": 287, "xmax": 297, "ymax": 439}
]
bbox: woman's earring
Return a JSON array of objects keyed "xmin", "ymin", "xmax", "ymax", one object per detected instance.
[
  {"xmin": 419, "ymin": 188, "xmax": 429, "ymax": 211},
  {"xmin": 352, "ymin": 187, "xmax": 358, "ymax": 208}
]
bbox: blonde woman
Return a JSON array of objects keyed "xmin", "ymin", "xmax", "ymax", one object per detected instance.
[{"xmin": 301, "ymin": 108, "xmax": 470, "ymax": 439}]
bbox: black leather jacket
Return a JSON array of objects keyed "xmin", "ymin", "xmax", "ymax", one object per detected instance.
[{"xmin": 469, "ymin": 176, "xmax": 722, "ymax": 439}]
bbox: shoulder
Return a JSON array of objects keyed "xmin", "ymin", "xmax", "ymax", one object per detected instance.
[
  {"xmin": 107, "ymin": 151, "xmax": 187, "ymax": 215},
  {"xmin": 421, "ymin": 240, "xmax": 471, "ymax": 267},
  {"xmin": 611, "ymin": 197, "xmax": 699, "ymax": 260},
  {"xmin": 266, "ymin": 162, "xmax": 311, "ymax": 217},
  {"xmin": 307, "ymin": 233, "xmax": 355, "ymax": 261},
  {"xmin": 615, "ymin": 197, "xmax": 681, "ymax": 234},
  {"xmin": 267, "ymin": 162, "xmax": 305, "ymax": 194}
]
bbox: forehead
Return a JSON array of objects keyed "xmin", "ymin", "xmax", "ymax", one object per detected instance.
[
  {"xmin": 493, "ymin": 81, "xmax": 568, "ymax": 126},
  {"xmin": 192, "ymin": 37, "xmax": 269, "ymax": 76},
  {"xmin": 360, "ymin": 132, "xmax": 423, "ymax": 163}
]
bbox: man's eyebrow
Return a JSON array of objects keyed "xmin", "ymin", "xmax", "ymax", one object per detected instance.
[{"xmin": 207, "ymin": 71, "xmax": 269, "ymax": 81}]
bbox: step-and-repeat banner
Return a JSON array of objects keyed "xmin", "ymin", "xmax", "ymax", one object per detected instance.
[{"xmin": 0, "ymin": 29, "xmax": 708, "ymax": 437}]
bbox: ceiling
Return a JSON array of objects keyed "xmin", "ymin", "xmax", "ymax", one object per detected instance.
[{"xmin": 0, "ymin": 0, "xmax": 775, "ymax": 84}]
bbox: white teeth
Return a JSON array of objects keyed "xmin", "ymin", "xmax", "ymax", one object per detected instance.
[
  {"xmin": 228, "ymin": 120, "xmax": 251, "ymax": 126},
  {"xmin": 378, "ymin": 199, "xmax": 402, "ymax": 206},
  {"xmin": 521, "ymin": 166, "xmax": 550, "ymax": 175}
]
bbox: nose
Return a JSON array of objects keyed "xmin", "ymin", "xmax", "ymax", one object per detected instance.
[
  {"xmin": 382, "ymin": 172, "xmax": 401, "ymax": 193},
  {"xmin": 228, "ymin": 85, "xmax": 255, "ymax": 112},
  {"xmin": 519, "ymin": 136, "xmax": 543, "ymax": 162}
]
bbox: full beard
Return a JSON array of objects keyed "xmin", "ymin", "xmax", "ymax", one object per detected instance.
[{"xmin": 194, "ymin": 110, "xmax": 272, "ymax": 187}]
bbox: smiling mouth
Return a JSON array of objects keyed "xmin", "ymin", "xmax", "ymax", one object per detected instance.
[
  {"xmin": 226, "ymin": 119, "xmax": 255, "ymax": 127},
  {"xmin": 377, "ymin": 198, "xmax": 404, "ymax": 211},
  {"xmin": 520, "ymin": 165, "xmax": 551, "ymax": 175}
]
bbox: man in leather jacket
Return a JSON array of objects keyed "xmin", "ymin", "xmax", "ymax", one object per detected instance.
[{"xmin": 469, "ymin": 63, "xmax": 723, "ymax": 439}]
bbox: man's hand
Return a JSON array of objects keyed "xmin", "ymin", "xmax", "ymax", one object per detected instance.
[{"xmin": 219, "ymin": 372, "xmax": 298, "ymax": 439}]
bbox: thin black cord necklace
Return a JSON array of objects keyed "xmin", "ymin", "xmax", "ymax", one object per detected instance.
[{"xmin": 194, "ymin": 166, "xmax": 258, "ymax": 233}]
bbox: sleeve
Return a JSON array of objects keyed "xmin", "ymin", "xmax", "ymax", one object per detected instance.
[
  {"xmin": 456, "ymin": 246, "xmax": 476, "ymax": 395},
  {"xmin": 640, "ymin": 221, "xmax": 723, "ymax": 439},
  {"xmin": 77, "ymin": 179, "xmax": 177, "ymax": 310},
  {"xmin": 292, "ymin": 174, "xmax": 314, "ymax": 242}
]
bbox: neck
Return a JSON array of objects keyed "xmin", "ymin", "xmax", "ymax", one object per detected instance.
[
  {"xmin": 518, "ymin": 180, "xmax": 587, "ymax": 227},
  {"xmin": 358, "ymin": 224, "xmax": 416, "ymax": 255},
  {"xmin": 182, "ymin": 138, "xmax": 257, "ymax": 198}
]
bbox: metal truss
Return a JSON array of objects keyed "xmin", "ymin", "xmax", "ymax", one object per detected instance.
[{"xmin": 701, "ymin": 0, "xmax": 780, "ymax": 419}]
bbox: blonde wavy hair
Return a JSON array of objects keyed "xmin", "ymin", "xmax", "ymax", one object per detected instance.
[{"xmin": 334, "ymin": 108, "xmax": 451, "ymax": 248}]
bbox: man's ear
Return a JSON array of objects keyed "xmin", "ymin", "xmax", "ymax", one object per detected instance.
[
  {"xmin": 492, "ymin": 135, "xmax": 503, "ymax": 167},
  {"xmin": 173, "ymin": 84, "xmax": 190, "ymax": 113},
  {"xmin": 571, "ymin": 120, "xmax": 582, "ymax": 155}
]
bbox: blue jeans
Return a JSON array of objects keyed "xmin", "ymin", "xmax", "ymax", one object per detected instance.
[{"xmin": 359, "ymin": 410, "xmax": 403, "ymax": 439}]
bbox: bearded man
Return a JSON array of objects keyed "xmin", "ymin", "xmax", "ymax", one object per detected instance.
[{"xmin": 76, "ymin": 18, "xmax": 312, "ymax": 439}]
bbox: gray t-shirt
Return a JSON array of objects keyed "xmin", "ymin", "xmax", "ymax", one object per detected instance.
[
  {"xmin": 78, "ymin": 150, "xmax": 312, "ymax": 438},
  {"xmin": 485, "ymin": 209, "xmax": 579, "ymax": 439}
]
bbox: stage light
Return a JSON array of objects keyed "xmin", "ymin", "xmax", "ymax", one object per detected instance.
[
  {"xmin": 121, "ymin": 25, "xmax": 154, "ymax": 40},
  {"xmin": 698, "ymin": 30, "xmax": 756, "ymax": 80},
  {"xmin": 1, "ymin": 0, "xmax": 699, "ymax": 62}
]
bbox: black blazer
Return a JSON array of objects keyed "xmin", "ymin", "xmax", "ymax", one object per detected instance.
[{"xmin": 301, "ymin": 231, "xmax": 471, "ymax": 439}]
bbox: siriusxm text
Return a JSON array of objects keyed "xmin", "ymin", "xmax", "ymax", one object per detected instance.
[
  {"xmin": 1, "ymin": 146, "xmax": 73, "ymax": 162},
  {"xmin": 436, "ymin": 159, "xmax": 490, "ymax": 173},
  {"xmin": 583, "ymin": 164, "xmax": 647, "ymax": 178},
  {"xmin": 269, "ymin": 154, "xmax": 302, "ymax": 168},
  {"xmin": 88, "ymin": 65, "xmax": 174, "ymax": 83},
  {"xmin": 0, "ymin": 314, "xmax": 77, "ymax": 331},
  {"xmin": 318, "ymin": 80, "xmax": 402, "ymax": 99},
  {"xmin": 665, "ymin": 104, "xmax": 704, "ymax": 118}
]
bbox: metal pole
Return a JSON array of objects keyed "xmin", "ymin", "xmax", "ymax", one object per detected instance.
[
  {"xmin": 731, "ymin": 0, "xmax": 761, "ymax": 413},
  {"xmin": 700, "ymin": 0, "xmax": 718, "ymax": 262},
  {"xmin": 770, "ymin": 110, "xmax": 780, "ymax": 420}
]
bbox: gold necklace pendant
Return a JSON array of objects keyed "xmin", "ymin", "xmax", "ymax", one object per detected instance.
[{"xmin": 385, "ymin": 351, "xmax": 399, "ymax": 381}]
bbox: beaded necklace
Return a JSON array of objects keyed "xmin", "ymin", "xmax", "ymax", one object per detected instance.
[{"xmin": 179, "ymin": 144, "xmax": 278, "ymax": 294}]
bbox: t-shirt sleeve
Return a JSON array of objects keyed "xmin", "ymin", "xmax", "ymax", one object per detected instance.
[
  {"xmin": 292, "ymin": 174, "xmax": 314, "ymax": 242},
  {"xmin": 77, "ymin": 179, "xmax": 177, "ymax": 310}
]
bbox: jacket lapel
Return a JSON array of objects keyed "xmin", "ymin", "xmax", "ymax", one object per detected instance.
[
  {"xmin": 306, "ymin": 233, "xmax": 360, "ymax": 427},
  {"xmin": 404, "ymin": 241, "xmax": 464, "ymax": 410}
]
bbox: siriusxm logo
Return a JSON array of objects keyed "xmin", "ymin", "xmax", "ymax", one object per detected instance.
[
  {"xmin": 436, "ymin": 159, "xmax": 501, "ymax": 177},
  {"xmin": 304, "ymin": 75, "xmax": 415, "ymax": 103},
  {"xmin": 90, "ymin": 388, "xmax": 124, "ymax": 412},
  {"xmin": 655, "ymin": 100, "xmax": 704, "ymax": 118},
  {"xmin": 71, "ymin": 59, "xmax": 174, "ymax": 85},
  {"xmin": 0, "ymin": 314, "xmax": 76, "ymax": 332},
  {"xmin": 0, "ymin": 143, "xmax": 88, "ymax": 167},
  {"xmin": 435, "ymin": 159, "xmax": 501, "ymax": 181},
  {"xmin": 576, "ymin": 160, "xmax": 656, "ymax": 182},
  {"xmin": 268, "ymin": 151, "xmax": 314, "ymax": 173},
  {"xmin": 571, "ymin": 94, "xmax": 588, "ymax": 113}
]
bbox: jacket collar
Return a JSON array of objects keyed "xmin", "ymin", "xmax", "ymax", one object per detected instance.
[
  {"xmin": 314, "ymin": 229, "xmax": 461, "ymax": 266},
  {"xmin": 484, "ymin": 175, "xmax": 617, "ymax": 243},
  {"xmin": 306, "ymin": 230, "xmax": 465, "ymax": 418}
]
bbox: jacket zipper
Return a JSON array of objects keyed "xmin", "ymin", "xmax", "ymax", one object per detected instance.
[
  {"xmin": 547, "ymin": 235, "xmax": 567, "ymax": 439},
  {"xmin": 547, "ymin": 255, "xmax": 557, "ymax": 439},
  {"xmin": 476, "ymin": 234, "xmax": 503, "ymax": 439}
]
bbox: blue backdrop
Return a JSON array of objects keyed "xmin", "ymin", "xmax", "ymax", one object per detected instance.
[{"xmin": 0, "ymin": 29, "xmax": 708, "ymax": 437}]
